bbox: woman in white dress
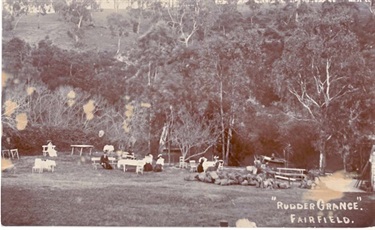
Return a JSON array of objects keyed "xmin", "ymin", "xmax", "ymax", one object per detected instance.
[{"xmin": 47, "ymin": 140, "xmax": 57, "ymax": 157}]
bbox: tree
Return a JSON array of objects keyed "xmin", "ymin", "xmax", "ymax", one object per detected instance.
[
  {"xmin": 170, "ymin": 106, "xmax": 219, "ymax": 161},
  {"xmin": 59, "ymin": 0, "xmax": 100, "ymax": 44},
  {"xmin": 273, "ymin": 5, "xmax": 370, "ymax": 173},
  {"xmin": 32, "ymin": 0, "xmax": 51, "ymax": 29},
  {"xmin": 107, "ymin": 13, "xmax": 131, "ymax": 54},
  {"xmin": 3, "ymin": 0, "xmax": 30, "ymax": 31}
]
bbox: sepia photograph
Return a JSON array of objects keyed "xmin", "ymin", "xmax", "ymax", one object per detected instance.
[{"xmin": 1, "ymin": 0, "xmax": 375, "ymax": 227}]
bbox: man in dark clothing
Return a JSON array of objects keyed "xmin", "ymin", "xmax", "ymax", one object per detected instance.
[{"xmin": 100, "ymin": 151, "xmax": 113, "ymax": 170}]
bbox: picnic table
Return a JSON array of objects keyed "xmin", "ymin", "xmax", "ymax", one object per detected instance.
[
  {"xmin": 117, "ymin": 159, "xmax": 145, "ymax": 172},
  {"xmin": 70, "ymin": 145, "xmax": 94, "ymax": 156}
]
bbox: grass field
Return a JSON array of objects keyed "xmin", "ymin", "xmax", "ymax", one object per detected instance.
[{"xmin": 1, "ymin": 154, "xmax": 374, "ymax": 227}]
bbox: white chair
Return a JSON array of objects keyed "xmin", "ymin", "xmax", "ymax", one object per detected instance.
[
  {"xmin": 45, "ymin": 160, "xmax": 56, "ymax": 172},
  {"xmin": 108, "ymin": 157, "xmax": 117, "ymax": 169},
  {"xmin": 2, "ymin": 150, "xmax": 11, "ymax": 158},
  {"xmin": 32, "ymin": 159, "xmax": 43, "ymax": 173},
  {"xmin": 91, "ymin": 157, "xmax": 101, "ymax": 169},
  {"xmin": 136, "ymin": 160, "xmax": 145, "ymax": 174},
  {"xmin": 42, "ymin": 145, "xmax": 56, "ymax": 156},
  {"xmin": 179, "ymin": 156, "xmax": 187, "ymax": 168},
  {"xmin": 10, "ymin": 149, "xmax": 19, "ymax": 160},
  {"xmin": 189, "ymin": 160, "xmax": 197, "ymax": 172},
  {"xmin": 218, "ymin": 160, "xmax": 224, "ymax": 171}
]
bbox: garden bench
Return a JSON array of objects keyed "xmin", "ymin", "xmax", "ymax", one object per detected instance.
[{"xmin": 275, "ymin": 168, "xmax": 307, "ymax": 182}]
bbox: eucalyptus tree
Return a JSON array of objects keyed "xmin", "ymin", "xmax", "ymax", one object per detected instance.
[
  {"xmin": 191, "ymin": 27, "xmax": 264, "ymax": 165},
  {"xmin": 272, "ymin": 4, "xmax": 371, "ymax": 173},
  {"xmin": 170, "ymin": 106, "xmax": 219, "ymax": 161},
  {"xmin": 58, "ymin": 0, "xmax": 100, "ymax": 44},
  {"xmin": 3, "ymin": 0, "xmax": 29, "ymax": 27},
  {"xmin": 107, "ymin": 13, "xmax": 131, "ymax": 54}
]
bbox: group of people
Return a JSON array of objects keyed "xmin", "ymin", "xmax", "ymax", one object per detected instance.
[
  {"xmin": 100, "ymin": 151, "xmax": 165, "ymax": 172},
  {"xmin": 43, "ymin": 141, "xmax": 165, "ymax": 172},
  {"xmin": 143, "ymin": 153, "xmax": 165, "ymax": 172},
  {"xmin": 197, "ymin": 156, "xmax": 220, "ymax": 173}
]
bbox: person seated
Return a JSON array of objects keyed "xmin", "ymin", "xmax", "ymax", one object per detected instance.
[
  {"xmin": 100, "ymin": 151, "xmax": 113, "ymax": 170},
  {"xmin": 47, "ymin": 140, "xmax": 57, "ymax": 157},
  {"xmin": 154, "ymin": 154, "xmax": 164, "ymax": 172},
  {"xmin": 143, "ymin": 153, "xmax": 153, "ymax": 171}
]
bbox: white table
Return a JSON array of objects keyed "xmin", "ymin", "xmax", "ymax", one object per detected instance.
[
  {"xmin": 117, "ymin": 159, "xmax": 145, "ymax": 172},
  {"xmin": 71, "ymin": 145, "xmax": 94, "ymax": 156}
]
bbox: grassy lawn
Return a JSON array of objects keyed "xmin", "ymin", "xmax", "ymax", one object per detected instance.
[{"xmin": 1, "ymin": 154, "xmax": 375, "ymax": 227}]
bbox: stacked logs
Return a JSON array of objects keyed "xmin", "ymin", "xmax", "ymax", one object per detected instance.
[{"xmin": 184, "ymin": 170, "xmax": 291, "ymax": 189}]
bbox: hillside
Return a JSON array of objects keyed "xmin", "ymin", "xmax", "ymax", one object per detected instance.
[{"xmin": 2, "ymin": 9, "xmax": 138, "ymax": 53}]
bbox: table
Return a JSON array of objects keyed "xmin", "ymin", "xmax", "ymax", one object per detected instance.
[
  {"xmin": 71, "ymin": 145, "xmax": 94, "ymax": 156},
  {"xmin": 117, "ymin": 159, "xmax": 145, "ymax": 172}
]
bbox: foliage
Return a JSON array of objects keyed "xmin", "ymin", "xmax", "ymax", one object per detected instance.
[{"xmin": 2, "ymin": 2, "xmax": 374, "ymax": 171}]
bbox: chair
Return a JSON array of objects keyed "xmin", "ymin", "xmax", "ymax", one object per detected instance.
[
  {"xmin": 42, "ymin": 145, "xmax": 56, "ymax": 157},
  {"xmin": 91, "ymin": 157, "xmax": 101, "ymax": 169},
  {"xmin": 42, "ymin": 145, "xmax": 48, "ymax": 156},
  {"xmin": 189, "ymin": 160, "xmax": 197, "ymax": 172},
  {"xmin": 218, "ymin": 160, "xmax": 224, "ymax": 171},
  {"xmin": 179, "ymin": 156, "xmax": 187, "ymax": 169},
  {"xmin": 2, "ymin": 150, "xmax": 11, "ymax": 158},
  {"xmin": 10, "ymin": 149, "xmax": 19, "ymax": 160},
  {"xmin": 136, "ymin": 160, "xmax": 144, "ymax": 174},
  {"xmin": 108, "ymin": 157, "xmax": 117, "ymax": 169},
  {"xmin": 45, "ymin": 160, "xmax": 56, "ymax": 172},
  {"xmin": 32, "ymin": 159, "xmax": 43, "ymax": 173}
]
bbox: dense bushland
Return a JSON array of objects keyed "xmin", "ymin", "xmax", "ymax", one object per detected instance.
[{"xmin": 2, "ymin": 0, "xmax": 374, "ymax": 171}]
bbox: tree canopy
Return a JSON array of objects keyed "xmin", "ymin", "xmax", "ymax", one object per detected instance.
[{"xmin": 2, "ymin": 1, "xmax": 374, "ymax": 171}]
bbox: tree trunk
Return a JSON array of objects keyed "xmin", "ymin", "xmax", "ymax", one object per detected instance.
[
  {"xmin": 319, "ymin": 139, "xmax": 326, "ymax": 174},
  {"xmin": 219, "ymin": 80, "xmax": 226, "ymax": 163},
  {"xmin": 225, "ymin": 124, "xmax": 232, "ymax": 165},
  {"xmin": 78, "ymin": 16, "xmax": 83, "ymax": 28},
  {"xmin": 13, "ymin": 14, "xmax": 25, "ymax": 31},
  {"xmin": 319, "ymin": 150, "xmax": 325, "ymax": 173},
  {"xmin": 116, "ymin": 37, "xmax": 121, "ymax": 54}
]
